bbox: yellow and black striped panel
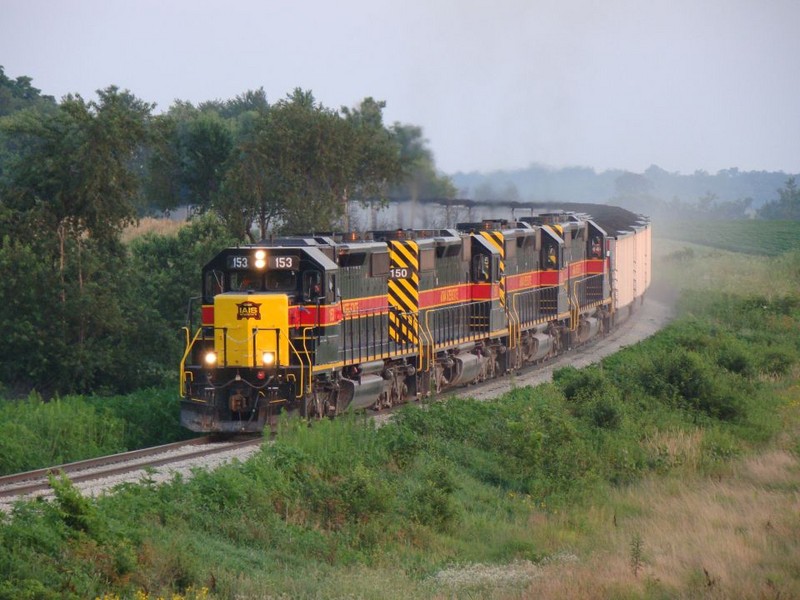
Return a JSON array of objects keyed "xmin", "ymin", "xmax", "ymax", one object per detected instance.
[
  {"xmin": 480, "ymin": 230, "xmax": 505, "ymax": 307},
  {"xmin": 388, "ymin": 240, "xmax": 419, "ymax": 344}
]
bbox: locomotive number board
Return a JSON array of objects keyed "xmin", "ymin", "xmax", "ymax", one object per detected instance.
[{"xmin": 226, "ymin": 255, "xmax": 298, "ymax": 270}]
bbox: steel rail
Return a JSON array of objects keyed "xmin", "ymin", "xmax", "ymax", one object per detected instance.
[{"xmin": 0, "ymin": 435, "xmax": 262, "ymax": 501}]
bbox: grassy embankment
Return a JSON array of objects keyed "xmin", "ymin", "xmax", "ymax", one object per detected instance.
[
  {"xmin": 0, "ymin": 220, "xmax": 798, "ymax": 599},
  {"xmin": 0, "ymin": 389, "xmax": 192, "ymax": 476}
]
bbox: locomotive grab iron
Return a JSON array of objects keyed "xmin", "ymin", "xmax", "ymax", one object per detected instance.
[{"xmin": 179, "ymin": 206, "xmax": 651, "ymax": 432}]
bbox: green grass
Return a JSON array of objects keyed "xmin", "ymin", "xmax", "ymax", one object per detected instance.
[{"xmin": 657, "ymin": 219, "xmax": 800, "ymax": 256}]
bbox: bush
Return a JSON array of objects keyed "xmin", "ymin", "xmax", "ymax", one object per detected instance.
[
  {"xmin": 554, "ymin": 366, "xmax": 625, "ymax": 429},
  {"xmin": 404, "ymin": 459, "xmax": 461, "ymax": 532}
]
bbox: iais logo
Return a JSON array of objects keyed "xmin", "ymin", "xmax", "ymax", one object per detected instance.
[{"xmin": 236, "ymin": 301, "xmax": 262, "ymax": 320}]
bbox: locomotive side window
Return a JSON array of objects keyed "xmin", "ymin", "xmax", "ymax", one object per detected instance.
[
  {"xmin": 473, "ymin": 254, "xmax": 491, "ymax": 282},
  {"xmin": 204, "ymin": 269, "xmax": 225, "ymax": 299},
  {"xmin": 339, "ymin": 252, "xmax": 367, "ymax": 267},
  {"xmin": 303, "ymin": 271, "xmax": 323, "ymax": 301},
  {"xmin": 421, "ymin": 248, "xmax": 435, "ymax": 272},
  {"xmin": 544, "ymin": 244, "xmax": 559, "ymax": 269},
  {"xmin": 265, "ymin": 270, "xmax": 297, "ymax": 291},
  {"xmin": 590, "ymin": 236, "xmax": 603, "ymax": 258},
  {"xmin": 370, "ymin": 252, "xmax": 390, "ymax": 276}
]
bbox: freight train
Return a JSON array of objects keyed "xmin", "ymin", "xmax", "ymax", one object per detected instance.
[{"xmin": 179, "ymin": 205, "xmax": 651, "ymax": 432}]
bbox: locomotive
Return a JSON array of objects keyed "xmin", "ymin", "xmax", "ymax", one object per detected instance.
[{"xmin": 179, "ymin": 206, "xmax": 651, "ymax": 432}]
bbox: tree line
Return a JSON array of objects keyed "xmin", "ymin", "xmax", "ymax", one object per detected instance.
[
  {"xmin": 453, "ymin": 163, "xmax": 799, "ymax": 221},
  {"xmin": 0, "ymin": 67, "xmax": 454, "ymax": 397}
]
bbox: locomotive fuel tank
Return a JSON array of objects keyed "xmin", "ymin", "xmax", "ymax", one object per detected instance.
[
  {"xmin": 527, "ymin": 332, "xmax": 555, "ymax": 362},
  {"xmin": 338, "ymin": 374, "xmax": 391, "ymax": 410},
  {"xmin": 446, "ymin": 351, "xmax": 488, "ymax": 386}
]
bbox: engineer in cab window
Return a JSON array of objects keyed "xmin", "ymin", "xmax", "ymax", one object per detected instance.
[
  {"xmin": 306, "ymin": 272, "xmax": 322, "ymax": 301},
  {"xmin": 547, "ymin": 246, "xmax": 558, "ymax": 269},
  {"xmin": 591, "ymin": 237, "xmax": 602, "ymax": 258},
  {"xmin": 478, "ymin": 255, "xmax": 490, "ymax": 281}
]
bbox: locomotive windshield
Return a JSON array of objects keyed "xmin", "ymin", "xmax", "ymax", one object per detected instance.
[{"xmin": 231, "ymin": 270, "xmax": 297, "ymax": 292}]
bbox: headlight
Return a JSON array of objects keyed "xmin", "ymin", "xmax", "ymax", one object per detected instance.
[
  {"xmin": 262, "ymin": 351, "xmax": 275, "ymax": 366},
  {"xmin": 255, "ymin": 250, "xmax": 266, "ymax": 269},
  {"xmin": 204, "ymin": 351, "xmax": 217, "ymax": 366}
]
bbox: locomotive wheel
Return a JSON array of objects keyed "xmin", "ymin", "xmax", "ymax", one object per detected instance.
[
  {"xmin": 303, "ymin": 391, "xmax": 324, "ymax": 419},
  {"xmin": 390, "ymin": 382, "xmax": 408, "ymax": 407}
]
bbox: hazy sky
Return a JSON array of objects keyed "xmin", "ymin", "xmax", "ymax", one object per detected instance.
[{"xmin": 2, "ymin": 0, "xmax": 799, "ymax": 175}]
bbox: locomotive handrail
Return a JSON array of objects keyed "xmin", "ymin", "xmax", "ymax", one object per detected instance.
[
  {"xmin": 570, "ymin": 286, "xmax": 580, "ymax": 331},
  {"xmin": 251, "ymin": 327, "xmax": 281, "ymax": 368},
  {"xmin": 422, "ymin": 299, "xmax": 492, "ymax": 352},
  {"xmin": 291, "ymin": 332, "xmax": 313, "ymax": 398},
  {"xmin": 179, "ymin": 326, "xmax": 204, "ymax": 397},
  {"xmin": 184, "ymin": 296, "xmax": 202, "ymax": 338},
  {"xmin": 507, "ymin": 300, "xmax": 521, "ymax": 350},
  {"xmin": 342, "ymin": 305, "xmax": 390, "ymax": 364},
  {"xmin": 513, "ymin": 287, "xmax": 556, "ymax": 329},
  {"xmin": 416, "ymin": 310, "xmax": 433, "ymax": 372}
]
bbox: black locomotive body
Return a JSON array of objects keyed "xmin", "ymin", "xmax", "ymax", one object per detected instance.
[{"xmin": 179, "ymin": 209, "xmax": 649, "ymax": 432}]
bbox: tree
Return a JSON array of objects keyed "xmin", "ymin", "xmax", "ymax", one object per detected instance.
[
  {"xmin": 143, "ymin": 102, "xmax": 236, "ymax": 217},
  {"xmin": 142, "ymin": 114, "xmax": 184, "ymax": 215},
  {"xmin": 389, "ymin": 123, "xmax": 456, "ymax": 201},
  {"xmin": 0, "ymin": 87, "xmax": 153, "ymax": 394},
  {"xmin": 0, "ymin": 65, "xmax": 56, "ymax": 117},
  {"xmin": 759, "ymin": 177, "xmax": 800, "ymax": 220},
  {"xmin": 216, "ymin": 132, "xmax": 281, "ymax": 241},
  {"xmin": 179, "ymin": 112, "xmax": 233, "ymax": 214},
  {"xmin": 199, "ymin": 87, "xmax": 269, "ymax": 119},
  {"xmin": 340, "ymin": 98, "xmax": 405, "ymax": 227},
  {"xmin": 614, "ymin": 171, "xmax": 652, "ymax": 198},
  {"xmin": 216, "ymin": 90, "xmax": 405, "ymax": 239},
  {"xmin": 697, "ymin": 191, "xmax": 717, "ymax": 212}
]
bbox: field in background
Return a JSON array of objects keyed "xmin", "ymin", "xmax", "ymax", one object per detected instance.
[
  {"xmin": 656, "ymin": 219, "xmax": 800, "ymax": 256},
  {"xmin": 121, "ymin": 216, "xmax": 186, "ymax": 242}
]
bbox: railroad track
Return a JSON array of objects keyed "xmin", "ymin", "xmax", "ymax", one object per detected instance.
[{"xmin": 0, "ymin": 435, "xmax": 263, "ymax": 507}]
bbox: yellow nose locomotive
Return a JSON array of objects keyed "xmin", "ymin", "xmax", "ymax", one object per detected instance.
[{"xmin": 180, "ymin": 238, "xmax": 340, "ymax": 432}]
